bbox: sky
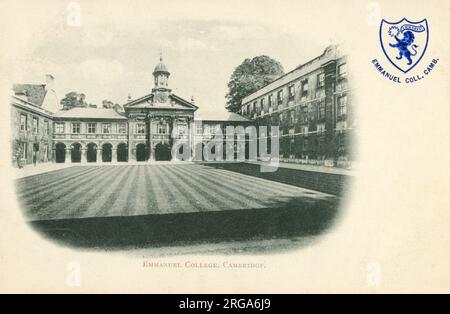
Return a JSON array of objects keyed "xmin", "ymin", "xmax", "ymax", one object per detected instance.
[{"xmin": 8, "ymin": 0, "xmax": 343, "ymax": 116}]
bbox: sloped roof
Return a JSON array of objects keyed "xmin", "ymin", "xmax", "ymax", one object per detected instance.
[
  {"xmin": 12, "ymin": 84, "xmax": 47, "ymax": 107},
  {"xmin": 196, "ymin": 111, "xmax": 252, "ymax": 122},
  {"xmin": 11, "ymin": 95, "xmax": 54, "ymax": 118},
  {"xmin": 54, "ymin": 107, "xmax": 127, "ymax": 120}
]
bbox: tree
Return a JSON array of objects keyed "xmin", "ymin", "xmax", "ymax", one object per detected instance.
[
  {"xmin": 226, "ymin": 55, "xmax": 284, "ymax": 113},
  {"xmin": 60, "ymin": 92, "xmax": 88, "ymax": 110},
  {"xmin": 12, "ymin": 139, "xmax": 24, "ymax": 168},
  {"xmin": 102, "ymin": 100, "xmax": 123, "ymax": 113},
  {"xmin": 102, "ymin": 100, "xmax": 114, "ymax": 109}
]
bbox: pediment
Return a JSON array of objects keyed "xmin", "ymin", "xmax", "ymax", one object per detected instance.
[{"xmin": 123, "ymin": 93, "xmax": 197, "ymax": 111}]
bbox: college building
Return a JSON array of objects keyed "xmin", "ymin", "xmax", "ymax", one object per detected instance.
[
  {"xmin": 11, "ymin": 45, "xmax": 353, "ymax": 167},
  {"xmin": 10, "ymin": 58, "xmax": 252, "ymax": 166},
  {"xmin": 238, "ymin": 45, "xmax": 354, "ymax": 167}
]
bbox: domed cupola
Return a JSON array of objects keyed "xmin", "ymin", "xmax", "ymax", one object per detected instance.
[{"xmin": 153, "ymin": 56, "xmax": 170, "ymax": 89}]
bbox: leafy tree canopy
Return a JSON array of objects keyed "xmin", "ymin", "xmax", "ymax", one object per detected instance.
[
  {"xmin": 60, "ymin": 93, "xmax": 123, "ymax": 112},
  {"xmin": 60, "ymin": 92, "xmax": 88, "ymax": 110},
  {"xmin": 226, "ymin": 55, "xmax": 284, "ymax": 113}
]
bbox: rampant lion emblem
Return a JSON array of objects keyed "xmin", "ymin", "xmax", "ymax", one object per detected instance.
[
  {"xmin": 389, "ymin": 30, "xmax": 419, "ymax": 65},
  {"xmin": 379, "ymin": 18, "xmax": 429, "ymax": 73}
]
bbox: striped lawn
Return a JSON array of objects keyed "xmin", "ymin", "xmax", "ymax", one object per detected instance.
[{"xmin": 16, "ymin": 164, "xmax": 335, "ymax": 221}]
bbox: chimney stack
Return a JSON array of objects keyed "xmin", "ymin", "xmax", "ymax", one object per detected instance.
[{"xmin": 45, "ymin": 74, "xmax": 54, "ymax": 91}]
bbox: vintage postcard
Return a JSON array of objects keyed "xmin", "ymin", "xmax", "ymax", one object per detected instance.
[{"xmin": 0, "ymin": 0, "xmax": 449, "ymax": 293}]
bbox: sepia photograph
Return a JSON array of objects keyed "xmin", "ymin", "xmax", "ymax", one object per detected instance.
[
  {"xmin": 10, "ymin": 7, "xmax": 354, "ymax": 254},
  {"xmin": 0, "ymin": 0, "xmax": 449, "ymax": 295}
]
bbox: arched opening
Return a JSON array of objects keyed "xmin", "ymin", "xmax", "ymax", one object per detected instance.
[
  {"xmin": 55, "ymin": 143, "xmax": 66, "ymax": 163},
  {"xmin": 71, "ymin": 143, "xmax": 82, "ymax": 163},
  {"xmin": 136, "ymin": 143, "xmax": 146, "ymax": 162},
  {"xmin": 102, "ymin": 143, "xmax": 112, "ymax": 162},
  {"xmin": 87, "ymin": 143, "xmax": 97, "ymax": 163},
  {"xmin": 155, "ymin": 142, "xmax": 171, "ymax": 161},
  {"xmin": 117, "ymin": 143, "xmax": 128, "ymax": 162}
]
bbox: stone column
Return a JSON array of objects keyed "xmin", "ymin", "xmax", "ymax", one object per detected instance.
[
  {"xmin": 150, "ymin": 146, "xmax": 156, "ymax": 161},
  {"xmin": 97, "ymin": 148, "xmax": 102, "ymax": 164},
  {"xmin": 52, "ymin": 148, "xmax": 56, "ymax": 163},
  {"xmin": 148, "ymin": 118, "xmax": 154, "ymax": 162},
  {"xmin": 130, "ymin": 146, "xmax": 136, "ymax": 162},
  {"xmin": 128, "ymin": 120, "xmax": 134, "ymax": 162},
  {"xmin": 81, "ymin": 148, "xmax": 87, "ymax": 164},
  {"xmin": 189, "ymin": 118, "xmax": 194, "ymax": 161},
  {"xmin": 65, "ymin": 148, "xmax": 71, "ymax": 164},
  {"xmin": 112, "ymin": 147, "xmax": 117, "ymax": 163}
]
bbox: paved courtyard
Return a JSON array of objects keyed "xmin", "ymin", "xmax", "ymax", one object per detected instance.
[{"xmin": 15, "ymin": 164, "xmax": 340, "ymax": 250}]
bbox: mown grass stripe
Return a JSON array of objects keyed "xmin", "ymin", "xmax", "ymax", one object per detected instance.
[
  {"xmin": 51, "ymin": 166, "xmax": 121, "ymax": 220},
  {"xmin": 16, "ymin": 166, "xmax": 102, "ymax": 198},
  {"xmin": 25, "ymin": 167, "xmax": 109, "ymax": 220},
  {"xmin": 158, "ymin": 165, "xmax": 212, "ymax": 212},
  {"xmin": 131, "ymin": 166, "xmax": 150, "ymax": 216},
  {"xmin": 145, "ymin": 165, "xmax": 170, "ymax": 214},
  {"xmin": 105, "ymin": 165, "xmax": 139, "ymax": 217},
  {"xmin": 22, "ymin": 167, "xmax": 107, "ymax": 216},
  {"xmin": 78, "ymin": 166, "xmax": 130, "ymax": 218},
  {"xmin": 170, "ymin": 165, "xmax": 251, "ymax": 210},
  {"xmin": 151, "ymin": 165, "xmax": 186, "ymax": 214},
  {"xmin": 193, "ymin": 165, "xmax": 311, "ymax": 196},
  {"xmin": 172, "ymin": 165, "xmax": 264, "ymax": 209},
  {"xmin": 123, "ymin": 165, "xmax": 144, "ymax": 216}
]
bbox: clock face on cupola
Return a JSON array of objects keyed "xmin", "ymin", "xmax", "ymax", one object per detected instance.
[
  {"xmin": 155, "ymin": 91, "xmax": 169, "ymax": 103},
  {"xmin": 152, "ymin": 56, "xmax": 171, "ymax": 104}
]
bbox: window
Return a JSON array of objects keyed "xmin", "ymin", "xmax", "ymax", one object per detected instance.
[
  {"xmin": 178, "ymin": 125, "xmax": 187, "ymax": 136},
  {"xmin": 302, "ymin": 106, "xmax": 308, "ymax": 123},
  {"xmin": 33, "ymin": 117, "xmax": 39, "ymax": 133},
  {"xmin": 317, "ymin": 123, "xmax": 325, "ymax": 134},
  {"xmin": 338, "ymin": 95, "xmax": 348, "ymax": 116},
  {"xmin": 260, "ymin": 98, "xmax": 265, "ymax": 113},
  {"xmin": 20, "ymin": 114, "xmax": 27, "ymax": 131},
  {"xmin": 268, "ymin": 94, "xmax": 273, "ymax": 108},
  {"xmin": 288, "ymin": 84, "xmax": 295, "ymax": 99},
  {"xmin": 72, "ymin": 122, "xmax": 80, "ymax": 134},
  {"xmin": 118, "ymin": 123, "xmax": 127, "ymax": 134},
  {"xmin": 318, "ymin": 102, "xmax": 326, "ymax": 119},
  {"xmin": 277, "ymin": 90, "xmax": 283, "ymax": 103},
  {"xmin": 253, "ymin": 101, "xmax": 257, "ymax": 115},
  {"xmin": 301, "ymin": 125, "xmax": 309, "ymax": 134},
  {"xmin": 338, "ymin": 63, "xmax": 347, "ymax": 78},
  {"xmin": 158, "ymin": 123, "xmax": 167, "ymax": 134},
  {"xmin": 22, "ymin": 142, "xmax": 28, "ymax": 159},
  {"xmin": 289, "ymin": 111, "xmax": 295, "ymax": 126},
  {"xmin": 55, "ymin": 122, "xmax": 64, "ymax": 133},
  {"xmin": 102, "ymin": 123, "xmax": 111, "ymax": 134},
  {"xmin": 303, "ymin": 138, "xmax": 309, "ymax": 150},
  {"xmin": 317, "ymin": 73, "xmax": 325, "ymax": 87},
  {"xmin": 44, "ymin": 120, "xmax": 49, "ymax": 135},
  {"xmin": 137, "ymin": 123, "xmax": 145, "ymax": 134},
  {"xmin": 315, "ymin": 88, "xmax": 325, "ymax": 99},
  {"xmin": 87, "ymin": 123, "xmax": 96, "ymax": 134},
  {"xmin": 196, "ymin": 124, "xmax": 203, "ymax": 135},
  {"xmin": 301, "ymin": 80, "xmax": 309, "ymax": 98}
]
